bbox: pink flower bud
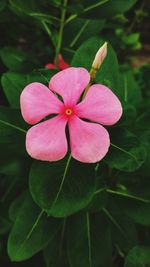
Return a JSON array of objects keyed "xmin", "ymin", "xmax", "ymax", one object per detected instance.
[{"xmin": 92, "ymin": 42, "xmax": 107, "ymax": 70}]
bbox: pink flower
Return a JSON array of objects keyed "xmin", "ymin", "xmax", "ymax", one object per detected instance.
[
  {"xmin": 20, "ymin": 67, "xmax": 122, "ymax": 163},
  {"xmin": 45, "ymin": 54, "xmax": 70, "ymax": 70}
]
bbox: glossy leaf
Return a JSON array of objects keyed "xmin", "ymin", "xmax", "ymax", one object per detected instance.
[
  {"xmin": 8, "ymin": 192, "xmax": 62, "ymax": 261},
  {"xmin": 105, "ymin": 129, "xmax": 147, "ymax": 172},
  {"xmin": 29, "ymin": 157, "xmax": 95, "ymax": 217}
]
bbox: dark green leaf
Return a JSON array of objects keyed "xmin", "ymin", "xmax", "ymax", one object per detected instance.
[
  {"xmin": 67, "ymin": 212, "xmax": 112, "ymax": 267},
  {"xmin": 81, "ymin": 0, "xmax": 137, "ymax": 19},
  {"xmin": 0, "ymin": 0, "xmax": 7, "ymax": 12},
  {"xmin": 124, "ymin": 246, "xmax": 150, "ymax": 267},
  {"xmin": 29, "ymin": 157, "xmax": 95, "ymax": 217},
  {"xmin": 108, "ymin": 189, "xmax": 150, "ymax": 227},
  {"xmin": 1, "ymin": 72, "xmax": 27, "ymax": 108},
  {"xmin": 0, "ymin": 216, "xmax": 11, "ymax": 235},
  {"xmin": 0, "ymin": 47, "xmax": 39, "ymax": 72},
  {"xmin": 87, "ymin": 189, "xmax": 108, "ymax": 212},
  {"xmin": 43, "ymin": 229, "xmax": 62, "ymax": 267},
  {"xmin": 8, "ymin": 192, "xmax": 62, "ymax": 261},
  {"xmin": 9, "ymin": 192, "xmax": 27, "ymax": 222},
  {"xmin": 1, "ymin": 69, "xmax": 54, "ymax": 108},
  {"xmin": 0, "ymin": 106, "xmax": 27, "ymax": 156},
  {"xmin": 104, "ymin": 199, "xmax": 138, "ymax": 252},
  {"xmin": 119, "ymin": 68, "xmax": 142, "ymax": 106},
  {"xmin": 64, "ymin": 18, "xmax": 105, "ymax": 48},
  {"xmin": 105, "ymin": 129, "xmax": 147, "ymax": 172}
]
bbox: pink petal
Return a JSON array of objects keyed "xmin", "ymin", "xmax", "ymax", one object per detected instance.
[
  {"xmin": 26, "ymin": 115, "xmax": 68, "ymax": 161},
  {"xmin": 75, "ymin": 84, "xmax": 122, "ymax": 125},
  {"xmin": 49, "ymin": 67, "xmax": 90, "ymax": 106},
  {"xmin": 69, "ymin": 115, "xmax": 110, "ymax": 163},
  {"xmin": 20, "ymin": 82, "xmax": 63, "ymax": 125}
]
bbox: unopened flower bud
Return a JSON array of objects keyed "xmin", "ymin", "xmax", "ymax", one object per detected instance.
[{"xmin": 92, "ymin": 42, "xmax": 107, "ymax": 70}]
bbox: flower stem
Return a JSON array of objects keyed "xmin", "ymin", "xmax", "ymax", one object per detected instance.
[
  {"xmin": 55, "ymin": 0, "xmax": 68, "ymax": 66},
  {"xmin": 42, "ymin": 20, "xmax": 55, "ymax": 47}
]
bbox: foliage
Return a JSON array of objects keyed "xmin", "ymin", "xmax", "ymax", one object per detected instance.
[{"xmin": 0, "ymin": 0, "xmax": 150, "ymax": 267}]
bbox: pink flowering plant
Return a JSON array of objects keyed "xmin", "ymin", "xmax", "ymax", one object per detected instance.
[
  {"xmin": 21, "ymin": 67, "xmax": 122, "ymax": 163},
  {"xmin": 0, "ymin": 1, "xmax": 150, "ymax": 267}
]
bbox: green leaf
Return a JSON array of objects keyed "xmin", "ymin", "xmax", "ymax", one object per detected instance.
[
  {"xmin": 105, "ymin": 129, "xmax": 147, "ymax": 172},
  {"xmin": 0, "ymin": 153, "xmax": 30, "ymax": 176},
  {"xmin": 123, "ymin": 33, "xmax": 140, "ymax": 46},
  {"xmin": 1, "ymin": 69, "xmax": 54, "ymax": 108},
  {"xmin": 119, "ymin": 68, "xmax": 142, "ymax": 106},
  {"xmin": 67, "ymin": 212, "xmax": 112, "ymax": 267},
  {"xmin": 81, "ymin": 0, "xmax": 137, "ymax": 19},
  {"xmin": 0, "ymin": 216, "xmax": 11, "ymax": 235},
  {"xmin": 1, "ymin": 72, "xmax": 27, "ymax": 108},
  {"xmin": 104, "ymin": 200, "xmax": 138, "ymax": 252},
  {"xmin": 9, "ymin": 192, "xmax": 27, "ymax": 222},
  {"xmin": 71, "ymin": 36, "xmax": 120, "ymax": 96},
  {"xmin": 108, "ymin": 189, "xmax": 150, "ymax": 227},
  {"xmin": 9, "ymin": 0, "xmax": 50, "ymax": 17},
  {"xmin": 0, "ymin": 0, "xmax": 7, "ymax": 12},
  {"xmin": 29, "ymin": 156, "xmax": 95, "ymax": 217},
  {"xmin": 43, "ymin": 229, "xmax": 62, "ymax": 267},
  {"xmin": 64, "ymin": 18, "xmax": 105, "ymax": 48},
  {"xmin": 8, "ymin": 192, "xmax": 62, "ymax": 261},
  {"xmin": 120, "ymin": 103, "xmax": 137, "ymax": 126},
  {"xmin": 124, "ymin": 246, "xmax": 150, "ymax": 267},
  {"xmin": 0, "ymin": 107, "xmax": 27, "ymax": 156},
  {"xmin": 0, "ymin": 47, "xmax": 39, "ymax": 72}
]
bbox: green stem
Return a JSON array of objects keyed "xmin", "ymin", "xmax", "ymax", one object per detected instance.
[
  {"xmin": 70, "ymin": 20, "xmax": 90, "ymax": 48},
  {"xmin": 42, "ymin": 20, "xmax": 55, "ymax": 46},
  {"xmin": 86, "ymin": 212, "xmax": 92, "ymax": 267},
  {"xmin": 94, "ymin": 187, "xmax": 106, "ymax": 195},
  {"xmin": 82, "ymin": 83, "xmax": 92, "ymax": 99},
  {"xmin": 123, "ymin": 74, "xmax": 128, "ymax": 102},
  {"xmin": 84, "ymin": 0, "xmax": 109, "ymax": 12},
  {"xmin": 55, "ymin": 0, "xmax": 68, "ymax": 65}
]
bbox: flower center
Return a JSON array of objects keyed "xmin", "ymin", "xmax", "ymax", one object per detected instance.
[{"xmin": 65, "ymin": 108, "xmax": 72, "ymax": 116}]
